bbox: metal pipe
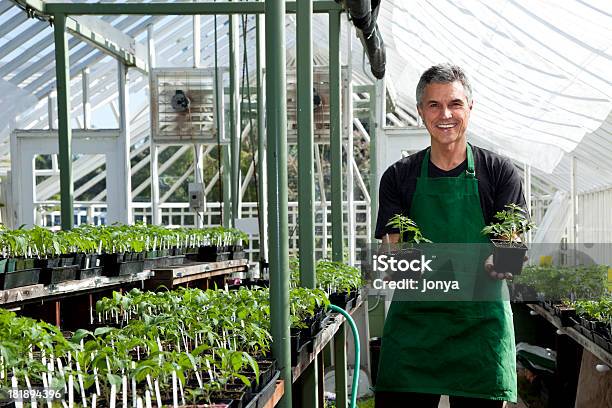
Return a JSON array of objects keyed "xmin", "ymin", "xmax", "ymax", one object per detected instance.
[
  {"xmin": 266, "ymin": 0, "xmax": 292, "ymax": 405},
  {"xmin": 297, "ymin": 0, "xmax": 316, "ymax": 288},
  {"xmin": 369, "ymin": 86, "xmax": 378, "ymax": 240},
  {"xmin": 45, "ymin": 1, "xmax": 343, "ymax": 15},
  {"xmin": 297, "ymin": 1, "xmax": 317, "ymax": 405},
  {"xmin": 329, "ymin": 9, "xmax": 343, "ymax": 263},
  {"xmin": 81, "ymin": 68, "xmax": 90, "ymax": 129},
  {"xmin": 346, "ymin": 15, "xmax": 355, "ymax": 266},
  {"xmin": 53, "ymin": 13, "xmax": 74, "ymax": 230},
  {"xmin": 229, "ymin": 6, "xmax": 240, "ymax": 225},
  {"xmin": 147, "ymin": 24, "xmax": 161, "ymax": 225},
  {"xmin": 256, "ymin": 7, "xmax": 268, "ymax": 264}
]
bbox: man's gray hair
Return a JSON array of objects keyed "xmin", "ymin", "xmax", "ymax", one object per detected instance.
[{"xmin": 416, "ymin": 64, "xmax": 473, "ymax": 107}]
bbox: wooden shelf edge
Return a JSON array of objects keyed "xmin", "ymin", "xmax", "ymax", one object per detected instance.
[{"xmin": 528, "ymin": 304, "xmax": 612, "ymax": 367}]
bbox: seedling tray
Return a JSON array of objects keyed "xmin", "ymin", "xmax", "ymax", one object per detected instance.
[
  {"xmin": 0, "ymin": 268, "xmax": 41, "ymax": 290},
  {"xmin": 78, "ymin": 267, "xmax": 103, "ymax": 280},
  {"xmin": 103, "ymin": 260, "xmax": 144, "ymax": 277},
  {"xmin": 39, "ymin": 265, "xmax": 79, "ymax": 285},
  {"xmin": 230, "ymin": 250, "xmax": 246, "ymax": 260}
]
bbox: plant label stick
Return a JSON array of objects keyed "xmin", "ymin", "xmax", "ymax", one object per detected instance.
[
  {"xmin": 122, "ymin": 375, "xmax": 128, "ymax": 408},
  {"xmin": 136, "ymin": 397, "xmax": 143, "ymax": 408},
  {"xmin": 131, "ymin": 362, "xmax": 137, "ymax": 408},
  {"xmin": 91, "ymin": 394, "xmax": 97, "ymax": 408},
  {"xmin": 153, "ymin": 380, "xmax": 162, "ymax": 408},
  {"xmin": 24, "ymin": 374, "xmax": 36, "ymax": 408},
  {"xmin": 68, "ymin": 374, "xmax": 74, "ymax": 408},
  {"xmin": 145, "ymin": 391, "xmax": 152, "ymax": 408},
  {"xmin": 76, "ymin": 361, "xmax": 87, "ymax": 407},
  {"xmin": 172, "ymin": 371, "xmax": 178, "ymax": 408},
  {"xmin": 177, "ymin": 374, "xmax": 185, "ymax": 406},
  {"xmin": 110, "ymin": 384, "xmax": 117, "ymax": 408},
  {"xmin": 11, "ymin": 375, "xmax": 23, "ymax": 408}
]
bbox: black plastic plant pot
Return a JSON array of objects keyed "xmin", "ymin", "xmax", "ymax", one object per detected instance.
[
  {"xmin": 6, "ymin": 258, "xmax": 16, "ymax": 273},
  {"xmin": 491, "ymin": 239, "xmax": 528, "ymax": 275},
  {"xmin": 34, "ymin": 257, "xmax": 61, "ymax": 270},
  {"xmin": 329, "ymin": 291, "xmax": 350, "ymax": 309},
  {"xmin": 196, "ymin": 245, "xmax": 231, "ymax": 262},
  {"xmin": 78, "ymin": 267, "xmax": 102, "ymax": 280},
  {"xmin": 554, "ymin": 305, "xmax": 576, "ymax": 327},
  {"xmin": 145, "ymin": 250, "xmax": 158, "ymax": 259},
  {"xmin": 0, "ymin": 268, "xmax": 41, "ymax": 290},
  {"xmin": 39, "ymin": 265, "xmax": 79, "ymax": 285},
  {"xmin": 85, "ymin": 254, "xmax": 99, "ymax": 269},
  {"xmin": 100, "ymin": 252, "xmax": 125, "ymax": 266},
  {"xmin": 0, "ymin": 258, "xmax": 6, "ymax": 273},
  {"xmin": 59, "ymin": 254, "xmax": 75, "ymax": 266}
]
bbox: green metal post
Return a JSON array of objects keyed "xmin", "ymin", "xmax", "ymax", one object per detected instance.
[
  {"xmin": 229, "ymin": 6, "xmax": 240, "ymax": 225},
  {"xmin": 329, "ymin": 10, "xmax": 348, "ymax": 408},
  {"xmin": 334, "ymin": 323, "xmax": 348, "ymax": 407},
  {"xmin": 53, "ymin": 13, "xmax": 74, "ymax": 230},
  {"xmin": 369, "ymin": 86, "xmax": 378, "ymax": 240},
  {"xmin": 256, "ymin": 8, "xmax": 268, "ymax": 262},
  {"xmin": 266, "ymin": 0, "xmax": 292, "ymax": 406},
  {"xmin": 329, "ymin": 10, "xmax": 343, "ymax": 262},
  {"xmin": 297, "ymin": 1, "xmax": 317, "ymax": 406},
  {"xmin": 297, "ymin": 0, "xmax": 316, "ymax": 289}
]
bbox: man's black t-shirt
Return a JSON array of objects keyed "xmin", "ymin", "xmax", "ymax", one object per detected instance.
[{"xmin": 375, "ymin": 144, "xmax": 526, "ymax": 239}]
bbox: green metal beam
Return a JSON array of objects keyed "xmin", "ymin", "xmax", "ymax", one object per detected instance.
[
  {"xmin": 329, "ymin": 10, "xmax": 343, "ymax": 263},
  {"xmin": 45, "ymin": 1, "xmax": 342, "ymax": 15},
  {"xmin": 266, "ymin": 0, "xmax": 292, "ymax": 405},
  {"xmin": 229, "ymin": 7, "xmax": 240, "ymax": 226},
  {"xmin": 53, "ymin": 13, "xmax": 74, "ymax": 230}
]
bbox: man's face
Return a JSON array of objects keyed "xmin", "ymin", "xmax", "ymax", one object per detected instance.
[{"xmin": 417, "ymin": 81, "xmax": 472, "ymax": 146}]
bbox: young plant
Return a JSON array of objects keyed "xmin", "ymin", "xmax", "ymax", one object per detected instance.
[
  {"xmin": 481, "ymin": 203, "xmax": 534, "ymax": 245},
  {"xmin": 386, "ymin": 214, "xmax": 431, "ymax": 244}
]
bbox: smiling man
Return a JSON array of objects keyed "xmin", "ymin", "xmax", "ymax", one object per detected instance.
[{"xmin": 374, "ymin": 64, "xmax": 526, "ymax": 408}]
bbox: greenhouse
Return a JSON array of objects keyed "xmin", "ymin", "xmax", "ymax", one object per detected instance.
[{"xmin": 0, "ymin": 0, "xmax": 610, "ymax": 407}]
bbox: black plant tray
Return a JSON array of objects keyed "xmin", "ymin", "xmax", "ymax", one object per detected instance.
[
  {"xmin": 593, "ymin": 333, "xmax": 612, "ymax": 353},
  {"xmin": 0, "ymin": 268, "xmax": 41, "ymax": 290},
  {"xmin": 186, "ymin": 245, "xmax": 231, "ymax": 262},
  {"xmin": 167, "ymin": 255, "xmax": 185, "ymax": 266},
  {"xmin": 143, "ymin": 256, "xmax": 169, "ymax": 270},
  {"xmin": 78, "ymin": 267, "xmax": 103, "ymax": 280},
  {"xmin": 39, "ymin": 264, "xmax": 79, "ymax": 285},
  {"xmin": 243, "ymin": 370, "xmax": 280, "ymax": 408},
  {"xmin": 230, "ymin": 250, "xmax": 246, "ymax": 260},
  {"xmin": 103, "ymin": 260, "xmax": 144, "ymax": 277}
]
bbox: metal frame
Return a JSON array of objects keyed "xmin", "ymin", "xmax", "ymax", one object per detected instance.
[
  {"xmin": 45, "ymin": 1, "xmax": 351, "ymax": 405},
  {"xmin": 10, "ymin": 129, "xmax": 131, "ymax": 227}
]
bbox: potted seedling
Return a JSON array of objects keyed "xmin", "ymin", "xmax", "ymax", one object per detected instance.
[
  {"xmin": 481, "ymin": 203, "xmax": 535, "ymax": 276},
  {"xmin": 383, "ymin": 214, "xmax": 432, "ymax": 280}
]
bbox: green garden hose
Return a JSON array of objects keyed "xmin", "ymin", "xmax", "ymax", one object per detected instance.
[{"xmin": 328, "ymin": 304, "xmax": 360, "ymax": 408}]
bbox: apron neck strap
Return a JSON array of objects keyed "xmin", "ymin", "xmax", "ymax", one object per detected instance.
[{"xmin": 421, "ymin": 143, "xmax": 476, "ymax": 178}]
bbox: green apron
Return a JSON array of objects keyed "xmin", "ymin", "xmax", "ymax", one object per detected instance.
[{"xmin": 375, "ymin": 144, "xmax": 517, "ymax": 401}]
